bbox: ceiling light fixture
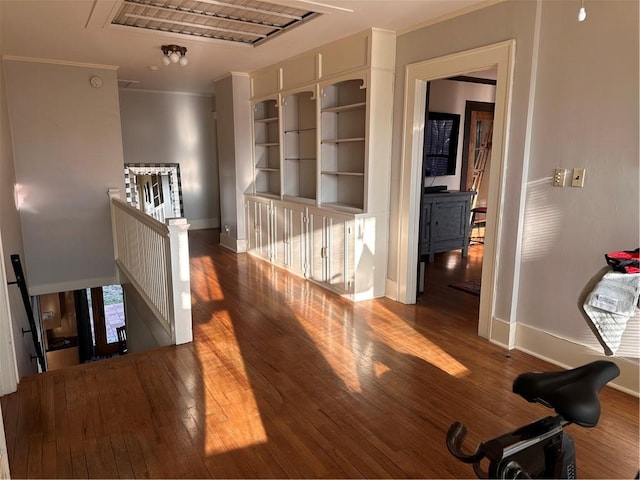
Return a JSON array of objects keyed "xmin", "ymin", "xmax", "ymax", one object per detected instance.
[
  {"xmin": 161, "ymin": 45, "xmax": 188, "ymax": 66},
  {"xmin": 578, "ymin": 0, "xmax": 587, "ymax": 22}
]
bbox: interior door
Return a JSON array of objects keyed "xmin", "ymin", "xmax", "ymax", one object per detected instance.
[
  {"xmin": 460, "ymin": 101, "xmax": 495, "ymax": 206},
  {"xmin": 87, "ymin": 285, "xmax": 125, "ymax": 357}
]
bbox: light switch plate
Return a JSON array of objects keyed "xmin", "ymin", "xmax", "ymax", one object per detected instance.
[
  {"xmin": 571, "ymin": 168, "xmax": 586, "ymax": 187},
  {"xmin": 553, "ymin": 168, "xmax": 567, "ymax": 187}
]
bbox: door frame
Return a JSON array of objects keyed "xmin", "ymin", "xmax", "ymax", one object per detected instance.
[{"xmin": 396, "ymin": 40, "xmax": 515, "ymax": 340}]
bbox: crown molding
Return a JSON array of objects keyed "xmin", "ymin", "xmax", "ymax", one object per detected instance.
[
  {"xmin": 118, "ymin": 87, "xmax": 213, "ymax": 97},
  {"xmin": 2, "ymin": 55, "xmax": 119, "ymax": 70}
]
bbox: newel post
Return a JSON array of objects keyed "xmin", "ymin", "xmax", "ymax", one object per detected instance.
[{"xmin": 166, "ymin": 218, "xmax": 192, "ymax": 344}]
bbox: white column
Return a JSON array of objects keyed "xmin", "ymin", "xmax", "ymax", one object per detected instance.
[{"xmin": 165, "ymin": 218, "xmax": 192, "ymax": 345}]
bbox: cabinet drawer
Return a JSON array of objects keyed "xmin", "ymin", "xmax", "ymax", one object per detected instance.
[{"xmin": 432, "ymin": 239, "xmax": 467, "ymax": 252}]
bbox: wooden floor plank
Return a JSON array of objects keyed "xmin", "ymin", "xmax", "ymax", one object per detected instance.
[{"xmin": 1, "ymin": 231, "xmax": 638, "ymax": 479}]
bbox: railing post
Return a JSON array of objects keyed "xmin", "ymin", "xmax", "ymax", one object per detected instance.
[
  {"xmin": 107, "ymin": 188, "xmax": 122, "ymax": 285},
  {"xmin": 166, "ymin": 218, "xmax": 192, "ymax": 344}
]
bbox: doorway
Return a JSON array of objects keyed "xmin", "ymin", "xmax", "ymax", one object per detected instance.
[
  {"xmin": 418, "ymin": 79, "xmax": 495, "ymax": 328},
  {"xmin": 396, "ymin": 40, "xmax": 515, "ymax": 342},
  {"xmin": 86, "ymin": 285, "xmax": 126, "ymax": 357}
]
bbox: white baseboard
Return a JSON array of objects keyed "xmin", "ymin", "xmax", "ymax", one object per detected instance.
[
  {"xmin": 384, "ymin": 278, "xmax": 398, "ymax": 301},
  {"xmin": 219, "ymin": 234, "xmax": 247, "ymax": 253},
  {"xmin": 29, "ymin": 276, "xmax": 118, "ymax": 296},
  {"xmin": 490, "ymin": 316, "xmax": 515, "ymax": 349},
  {"xmin": 188, "ymin": 218, "xmax": 219, "ymax": 230},
  {"xmin": 515, "ymin": 322, "xmax": 639, "ymax": 396}
]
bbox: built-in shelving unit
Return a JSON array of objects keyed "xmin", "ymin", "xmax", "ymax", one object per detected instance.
[
  {"xmin": 320, "ymin": 79, "xmax": 367, "ymax": 211},
  {"xmin": 283, "ymin": 90, "xmax": 317, "ymax": 202},
  {"xmin": 253, "ymin": 99, "xmax": 281, "ymax": 197},
  {"xmin": 247, "ymin": 28, "xmax": 396, "ymax": 301}
]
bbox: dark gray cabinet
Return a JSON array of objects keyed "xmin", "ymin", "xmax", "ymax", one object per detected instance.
[{"xmin": 421, "ymin": 191, "xmax": 475, "ymax": 262}]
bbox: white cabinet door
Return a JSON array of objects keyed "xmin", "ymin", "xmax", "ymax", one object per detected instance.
[
  {"xmin": 272, "ymin": 201, "xmax": 307, "ymax": 277},
  {"xmin": 246, "ymin": 197, "xmax": 272, "ymax": 261},
  {"xmin": 308, "ymin": 209, "xmax": 353, "ymax": 296}
]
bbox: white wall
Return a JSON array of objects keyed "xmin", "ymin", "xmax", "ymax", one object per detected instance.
[
  {"xmin": 427, "ymin": 78, "xmax": 496, "ymax": 192},
  {"xmin": 119, "ymin": 90, "xmax": 220, "ymax": 230},
  {"xmin": 0, "ymin": 50, "xmax": 34, "ymax": 378},
  {"xmin": 390, "ymin": 0, "xmax": 638, "ymax": 379},
  {"xmin": 3, "ymin": 60, "xmax": 125, "ymax": 295},
  {"xmin": 214, "ymin": 73, "xmax": 252, "ymax": 250}
]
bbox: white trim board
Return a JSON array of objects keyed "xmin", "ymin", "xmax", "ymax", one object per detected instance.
[
  {"xmin": 515, "ymin": 322, "xmax": 639, "ymax": 397},
  {"xmin": 28, "ymin": 276, "xmax": 118, "ymax": 297},
  {"xmin": 0, "ymin": 232, "xmax": 19, "ymax": 396},
  {"xmin": 394, "ymin": 40, "xmax": 516, "ymax": 345},
  {"xmin": 219, "ymin": 233, "xmax": 247, "ymax": 253},
  {"xmin": 2, "ymin": 55, "xmax": 119, "ymax": 70}
]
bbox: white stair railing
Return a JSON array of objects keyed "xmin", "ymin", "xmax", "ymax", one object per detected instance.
[{"xmin": 108, "ymin": 189, "xmax": 192, "ymax": 345}]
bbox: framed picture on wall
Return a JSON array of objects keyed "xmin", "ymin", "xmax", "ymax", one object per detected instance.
[{"xmin": 423, "ymin": 111, "xmax": 460, "ymax": 177}]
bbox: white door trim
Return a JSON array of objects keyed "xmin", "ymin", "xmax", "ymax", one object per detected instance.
[
  {"xmin": 0, "ymin": 230, "xmax": 19, "ymax": 396},
  {"xmin": 395, "ymin": 40, "xmax": 516, "ymax": 340}
]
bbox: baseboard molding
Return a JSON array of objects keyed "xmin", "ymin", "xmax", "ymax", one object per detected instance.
[
  {"xmin": 515, "ymin": 322, "xmax": 639, "ymax": 396},
  {"xmin": 219, "ymin": 234, "xmax": 247, "ymax": 253},
  {"xmin": 384, "ymin": 278, "xmax": 398, "ymax": 301},
  {"xmin": 188, "ymin": 218, "xmax": 219, "ymax": 230},
  {"xmin": 490, "ymin": 316, "xmax": 515, "ymax": 348},
  {"xmin": 29, "ymin": 276, "xmax": 118, "ymax": 296}
]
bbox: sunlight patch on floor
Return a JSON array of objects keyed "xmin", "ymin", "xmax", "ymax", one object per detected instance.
[
  {"xmin": 373, "ymin": 303, "xmax": 470, "ymax": 378},
  {"xmin": 194, "ymin": 309, "xmax": 268, "ymax": 455},
  {"xmin": 374, "ymin": 360, "xmax": 391, "ymax": 378},
  {"xmin": 293, "ymin": 304, "xmax": 364, "ymax": 393},
  {"xmin": 191, "ymin": 255, "xmax": 225, "ymax": 303}
]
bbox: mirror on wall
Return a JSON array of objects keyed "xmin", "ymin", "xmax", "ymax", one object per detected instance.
[{"xmin": 124, "ymin": 163, "xmax": 184, "ymax": 222}]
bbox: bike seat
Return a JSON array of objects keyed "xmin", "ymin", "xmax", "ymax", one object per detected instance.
[{"xmin": 512, "ymin": 360, "xmax": 619, "ymax": 427}]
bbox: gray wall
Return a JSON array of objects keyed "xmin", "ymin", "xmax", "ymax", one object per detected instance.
[
  {"xmin": 516, "ymin": 0, "xmax": 639, "ymax": 341},
  {"xmin": 3, "ymin": 60, "xmax": 124, "ymax": 296},
  {"xmin": 119, "ymin": 90, "xmax": 219, "ymax": 230},
  {"xmin": 389, "ymin": 0, "xmax": 638, "ymax": 346},
  {"xmin": 390, "ymin": 0, "xmax": 537, "ymax": 320},
  {"xmin": 123, "ymin": 282, "xmax": 172, "ymax": 353}
]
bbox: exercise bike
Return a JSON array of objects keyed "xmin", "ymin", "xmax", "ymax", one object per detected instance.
[{"xmin": 446, "ymin": 360, "xmax": 620, "ymax": 479}]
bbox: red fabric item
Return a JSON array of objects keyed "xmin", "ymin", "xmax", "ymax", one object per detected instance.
[{"xmin": 605, "ymin": 248, "xmax": 640, "ymax": 274}]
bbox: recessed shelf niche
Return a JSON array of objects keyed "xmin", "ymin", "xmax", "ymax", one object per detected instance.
[
  {"xmin": 253, "ymin": 99, "xmax": 281, "ymax": 197},
  {"xmin": 320, "ymin": 79, "xmax": 367, "ymax": 211},
  {"xmin": 283, "ymin": 90, "xmax": 317, "ymax": 202}
]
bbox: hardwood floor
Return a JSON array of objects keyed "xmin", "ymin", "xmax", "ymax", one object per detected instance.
[{"xmin": 2, "ymin": 230, "xmax": 638, "ymax": 478}]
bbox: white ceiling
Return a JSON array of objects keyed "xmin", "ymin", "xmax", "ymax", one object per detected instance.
[{"xmin": 1, "ymin": 0, "xmax": 492, "ymax": 95}]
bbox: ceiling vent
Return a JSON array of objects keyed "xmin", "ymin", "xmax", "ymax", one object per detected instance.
[{"xmin": 111, "ymin": 0, "xmax": 321, "ymax": 46}]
